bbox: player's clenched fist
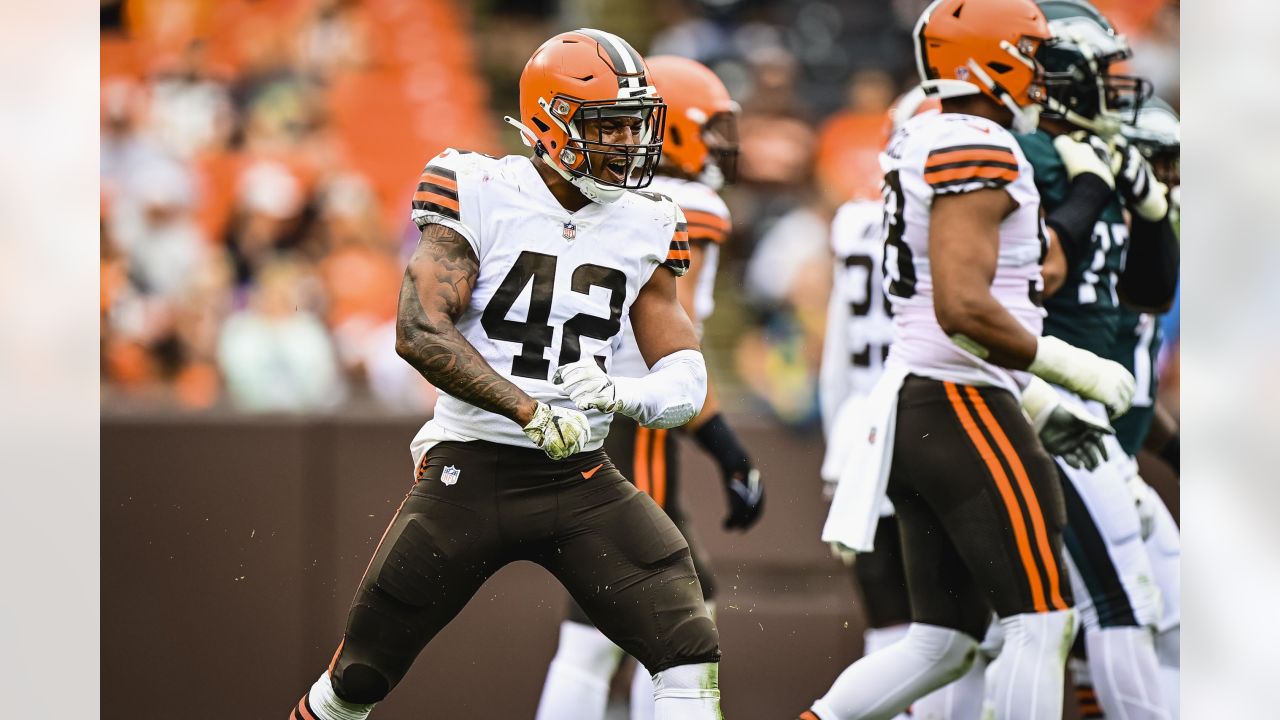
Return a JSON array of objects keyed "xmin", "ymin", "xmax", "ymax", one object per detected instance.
[
  {"xmin": 522, "ymin": 401, "xmax": 591, "ymax": 460},
  {"xmin": 552, "ymin": 358, "xmax": 622, "ymax": 413}
]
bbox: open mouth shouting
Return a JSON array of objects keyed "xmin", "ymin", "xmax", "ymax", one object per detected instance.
[{"xmin": 603, "ymin": 157, "xmax": 629, "ymax": 184}]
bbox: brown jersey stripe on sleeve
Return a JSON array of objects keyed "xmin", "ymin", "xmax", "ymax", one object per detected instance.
[
  {"xmin": 925, "ymin": 158, "xmax": 1020, "ymax": 175},
  {"xmin": 927, "ymin": 143, "xmax": 1017, "ymax": 160},
  {"xmin": 421, "ymin": 164, "xmax": 458, "ymax": 185},
  {"xmin": 416, "ymin": 180, "xmax": 459, "ymax": 201}
]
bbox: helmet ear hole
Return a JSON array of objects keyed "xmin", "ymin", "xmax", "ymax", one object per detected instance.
[
  {"xmin": 668, "ymin": 125, "xmax": 682, "ymax": 147},
  {"xmin": 532, "ymin": 116, "xmax": 551, "ymax": 133},
  {"xmin": 987, "ymin": 61, "xmax": 1013, "ymax": 74}
]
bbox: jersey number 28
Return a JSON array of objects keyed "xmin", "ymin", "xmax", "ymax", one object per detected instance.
[{"xmin": 481, "ymin": 250, "xmax": 627, "ymax": 380}]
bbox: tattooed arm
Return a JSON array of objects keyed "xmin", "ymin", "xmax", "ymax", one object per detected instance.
[{"xmin": 395, "ymin": 223, "xmax": 538, "ymax": 426}]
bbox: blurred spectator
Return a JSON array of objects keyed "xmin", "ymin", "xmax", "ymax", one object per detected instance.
[
  {"xmin": 734, "ymin": 46, "xmax": 817, "ymax": 192},
  {"xmin": 225, "ymin": 159, "xmax": 310, "ymax": 286},
  {"xmin": 109, "ymin": 153, "xmax": 206, "ymax": 301},
  {"xmin": 145, "ymin": 39, "xmax": 233, "ymax": 159},
  {"xmin": 217, "ymin": 257, "xmax": 346, "ymax": 412},
  {"xmin": 649, "ymin": 0, "xmax": 734, "ymax": 63},
  {"xmin": 291, "ymin": 0, "xmax": 372, "ymax": 79},
  {"xmin": 814, "ymin": 68, "xmax": 897, "ymax": 209},
  {"xmin": 735, "ymin": 200, "xmax": 832, "ymax": 426}
]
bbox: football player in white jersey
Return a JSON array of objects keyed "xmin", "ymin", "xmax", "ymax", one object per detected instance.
[
  {"xmin": 287, "ymin": 30, "xmax": 724, "ymax": 720},
  {"xmin": 803, "ymin": 2, "xmax": 1136, "ymax": 719},
  {"xmin": 535, "ymin": 55, "xmax": 761, "ymax": 720},
  {"xmin": 816, "ymin": 93, "xmax": 937, "ymax": 720}
]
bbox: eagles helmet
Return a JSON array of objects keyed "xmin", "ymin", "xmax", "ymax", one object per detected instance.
[
  {"xmin": 1122, "ymin": 96, "xmax": 1179, "ymax": 187},
  {"xmin": 1036, "ymin": 0, "xmax": 1153, "ymax": 136}
]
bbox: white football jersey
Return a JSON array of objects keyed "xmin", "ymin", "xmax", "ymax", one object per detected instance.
[
  {"xmin": 407, "ymin": 148, "xmax": 689, "ymax": 451},
  {"xmin": 611, "ymin": 174, "xmax": 730, "ymax": 378},
  {"xmin": 818, "ymin": 198, "xmax": 895, "ymax": 434},
  {"xmin": 880, "ymin": 113, "xmax": 1047, "ymax": 395}
]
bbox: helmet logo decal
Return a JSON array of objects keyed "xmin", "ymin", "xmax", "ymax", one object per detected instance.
[{"xmin": 955, "ymin": 65, "xmax": 970, "ymax": 81}]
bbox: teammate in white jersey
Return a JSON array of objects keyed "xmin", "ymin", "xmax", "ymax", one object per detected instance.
[
  {"xmin": 804, "ymin": 2, "xmax": 1135, "ymax": 719},
  {"xmin": 288, "ymin": 30, "xmax": 724, "ymax": 720},
  {"xmin": 535, "ymin": 54, "xmax": 762, "ymax": 720}
]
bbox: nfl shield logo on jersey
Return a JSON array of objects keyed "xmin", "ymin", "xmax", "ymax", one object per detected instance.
[
  {"xmin": 562, "ymin": 222, "xmax": 577, "ymax": 241},
  {"xmin": 441, "ymin": 465, "xmax": 461, "ymax": 486}
]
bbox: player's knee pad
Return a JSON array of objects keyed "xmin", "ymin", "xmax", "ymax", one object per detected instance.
[
  {"xmin": 331, "ymin": 663, "xmax": 391, "ymax": 705},
  {"xmin": 550, "ymin": 620, "xmax": 625, "ymax": 675},
  {"xmin": 649, "ymin": 611, "xmax": 721, "ymax": 673},
  {"xmin": 652, "ymin": 662, "xmax": 720, "ymax": 702}
]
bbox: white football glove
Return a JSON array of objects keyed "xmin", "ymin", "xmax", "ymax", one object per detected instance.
[
  {"xmin": 552, "ymin": 358, "xmax": 628, "ymax": 414},
  {"xmin": 1028, "ymin": 335, "xmax": 1136, "ymax": 419},
  {"xmin": 1020, "ymin": 376, "xmax": 1113, "ymax": 471},
  {"xmin": 1111, "ymin": 136, "xmax": 1169, "ymax": 221},
  {"xmin": 1053, "ymin": 132, "xmax": 1116, "ymax": 188},
  {"xmin": 522, "ymin": 401, "xmax": 591, "ymax": 460}
]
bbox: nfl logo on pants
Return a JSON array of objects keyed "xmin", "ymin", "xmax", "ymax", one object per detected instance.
[{"xmin": 442, "ymin": 465, "xmax": 461, "ymax": 486}]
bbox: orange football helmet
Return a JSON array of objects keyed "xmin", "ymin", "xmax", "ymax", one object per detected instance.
[
  {"xmin": 507, "ymin": 29, "xmax": 666, "ymax": 203},
  {"xmin": 646, "ymin": 56, "xmax": 739, "ymax": 187},
  {"xmin": 913, "ymin": 0, "xmax": 1053, "ymax": 131}
]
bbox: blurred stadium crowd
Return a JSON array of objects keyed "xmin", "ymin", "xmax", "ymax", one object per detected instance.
[{"xmin": 99, "ymin": 0, "xmax": 1179, "ymax": 420}]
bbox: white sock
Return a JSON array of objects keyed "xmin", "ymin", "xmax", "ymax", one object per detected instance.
[
  {"xmin": 863, "ymin": 624, "xmax": 909, "ymax": 657},
  {"xmin": 534, "ymin": 621, "xmax": 624, "ymax": 720},
  {"xmin": 652, "ymin": 662, "xmax": 721, "ymax": 719},
  {"xmin": 631, "ymin": 662, "xmax": 657, "ymax": 720},
  {"xmin": 293, "ymin": 673, "xmax": 374, "ymax": 720},
  {"xmin": 811, "ymin": 623, "xmax": 976, "ymax": 720},
  {"xmin": 986, "ymin": 610, "xmax": 1076, "ymax": 720},
  {"xmin": 1086, "ymin": 626, "xmax": 1170, "ymax": 720},
  {"xmin": 911, "ymin": 650, "xmax": 987, "ymax": 720},
  {"xmin": 1155, "ymin": 627, "xmax": 1180, "ymax": 720}
]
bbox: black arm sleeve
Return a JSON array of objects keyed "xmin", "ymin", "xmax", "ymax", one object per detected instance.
[
  {"xmin": 1117, "ymin": 213, "xmax": 1180, "ymax": 312},
  {"xmin": 1044, "ymin": 173, "xmax": 1114, "ymax": 269}
]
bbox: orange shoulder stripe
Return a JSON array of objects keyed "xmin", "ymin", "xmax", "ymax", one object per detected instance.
[
  {"xmin": 419, "ymin": 170, "xmax": 458, "ymax": 193},
  {"xmin": 412, "ymin": 189, "xmax": 460, "ymax": 213},
  {"xmin": 925, "ymin": 165, "xmax": 1018, "ymax": 186}
]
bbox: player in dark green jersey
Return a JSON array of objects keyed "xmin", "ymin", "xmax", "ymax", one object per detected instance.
[{"xmin": 1015, "ymin": 3, "xmax": 1177, "ymax": 720}]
